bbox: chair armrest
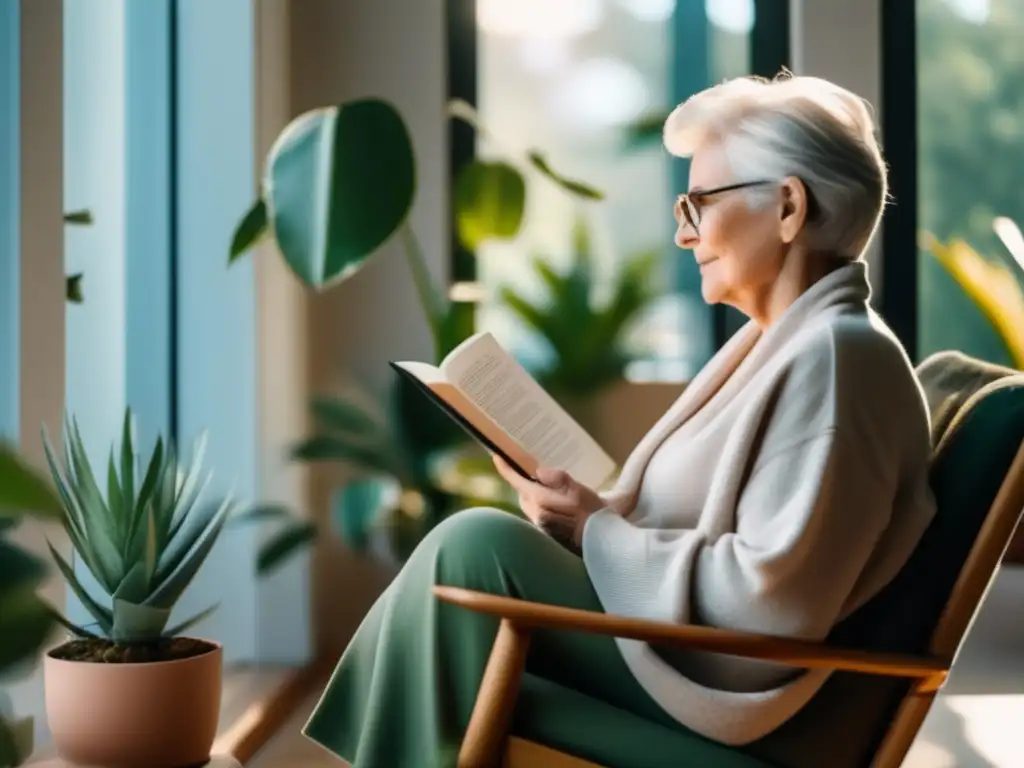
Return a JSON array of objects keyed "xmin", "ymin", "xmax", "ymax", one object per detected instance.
[{"xmin": 433, "ymin": 586, "xmax": 949, "ymax": 687}]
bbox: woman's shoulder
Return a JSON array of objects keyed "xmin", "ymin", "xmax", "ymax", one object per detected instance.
[
  {"xmin": 787, "ymin": 306, "xmax": 917, "ymax": 380},
  {"xmin": 770, "ymin": 308, "xmax": 930, "ymax": 439}
]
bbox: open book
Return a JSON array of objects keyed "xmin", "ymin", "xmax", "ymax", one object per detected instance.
[{"xmin": 390, "ymin": 332, "xmax": 617, "ymax": 490}]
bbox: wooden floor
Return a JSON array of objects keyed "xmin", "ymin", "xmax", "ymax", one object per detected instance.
[{"xmin": 250, "ymin": 567, "xmax": 1024, "ymax": 768}]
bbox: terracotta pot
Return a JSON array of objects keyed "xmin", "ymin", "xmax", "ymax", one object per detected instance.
[{"xmin": 44, "ymin": 640, "xmax": 222, "ymax": 768}]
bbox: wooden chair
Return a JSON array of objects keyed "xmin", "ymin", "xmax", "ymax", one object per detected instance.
[{"xmin": 435, "ymin": 367, "xmax": 1024, "ymax": 768}]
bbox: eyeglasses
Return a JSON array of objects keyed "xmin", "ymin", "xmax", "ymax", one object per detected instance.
[{"xmin": 674, "ymin": 180, "xmax": 776, "ymax": 234}]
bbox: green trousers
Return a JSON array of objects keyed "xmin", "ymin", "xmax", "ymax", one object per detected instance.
[{"xmin": 303, "ymin": 507, "xmax": 698, "ymax": 767}]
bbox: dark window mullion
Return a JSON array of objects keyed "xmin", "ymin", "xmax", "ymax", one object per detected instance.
[{"xmin": 879, "ymin": 0, "xmax": 919, "ymax": 359}]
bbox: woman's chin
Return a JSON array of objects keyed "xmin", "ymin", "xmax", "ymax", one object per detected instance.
[{"xmin": 700, "ymin": 279, "xmax": 726, "ymax": 305}]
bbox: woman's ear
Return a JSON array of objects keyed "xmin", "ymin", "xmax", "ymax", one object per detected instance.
[{"xmin": 778, "ymin": 176, "xmax": 810, "ymax": 244}]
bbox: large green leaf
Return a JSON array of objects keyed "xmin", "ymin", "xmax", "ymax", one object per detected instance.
[
  {"xmin": 309, "ymin": 395, "xmax": 383, "ymax": 438},
  {"xmin": 256, "ymin": 521, "xmax": 317, "ymax": 575},
  {"xmin": 290, "ymin": 435, "xmax": 399, "ymax": 476},
  {"xmin": 331, "ymin": 477, "xmax": 401, "ymax": 552},
  {"xmin": 527, "ymin": 151, "xmax": 604, "ymax": 201},
  {"xmin": 621, "ymin": 109, "xmax": 670, "ymax": 151},
  {"xmin": 0, "ymin": 588, "xmax": 55, "ymax": 674},
  {"xmin": 229, "ymin": 199, "xmax": 268, "ymax": 263},
  {"xmin": 0, "ymin": 540, "xmax": 48, "ymax": 595},
  {"xmin": 0, "ymin": 712, "xmax": 33, "ymax": 768},
  {"xmin": 0, "ymin": 444, "xmax": 63, "ymax": 518},
  {"xmin": 263, "ymin": 99, "xmax": 416, "ymax": 289},
  {"xmin": 0, "ymin": 717, "xmax": 18, "ymax": 768},
  {"xmin": 453, "ymin": 160, "xmax": 526, "ymax": 251}
]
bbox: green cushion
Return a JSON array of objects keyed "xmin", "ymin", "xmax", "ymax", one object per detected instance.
[{"xmin": 516, "ymin": 375, "xmax": 1024, "ymax": 768}]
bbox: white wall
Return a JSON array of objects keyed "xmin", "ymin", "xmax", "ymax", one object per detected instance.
[
  {"xmin": 253, "ymin": 0, "xmax": 313, "ymax": 665},
  {"xmin": 8, "ymin": 0, "xmax": 67, "ymax": 747}
]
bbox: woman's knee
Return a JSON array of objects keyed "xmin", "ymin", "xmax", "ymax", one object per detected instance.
[{"xmin": 428, "ymin": 507, "xmax": 545, "ymax": 587}]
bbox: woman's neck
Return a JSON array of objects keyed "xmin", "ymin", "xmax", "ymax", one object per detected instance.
[{"xmin": 751, "ymin": 250, "xmax": 845, "ymax": 329}]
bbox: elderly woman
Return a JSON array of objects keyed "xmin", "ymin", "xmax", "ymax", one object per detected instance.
[{"xmin": 304, "ymin": 74, "xmax": 936, "ymax": 766}]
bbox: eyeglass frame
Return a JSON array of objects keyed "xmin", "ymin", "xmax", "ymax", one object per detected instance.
[{"xmin": 673, "ymin": 179, "xmax": 777, "ymax": 235}]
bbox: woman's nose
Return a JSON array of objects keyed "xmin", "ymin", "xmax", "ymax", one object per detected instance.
[{"xmin": 675, "ymin": 221, "xmax": 699, "ymax": 249}]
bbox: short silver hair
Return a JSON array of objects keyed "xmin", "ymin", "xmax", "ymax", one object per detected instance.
[{"xmin": 664, "ymin": 73, "xmax": 888, "ymax": 261}]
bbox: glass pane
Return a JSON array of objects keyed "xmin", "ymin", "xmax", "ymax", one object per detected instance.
[
  {"xmin": 475, "ymin": 0, "xmax": 758, "ymax": 384},
  {"xmin": 917, "ymin": 0, "xmax": 1024, "ymax": 368}
]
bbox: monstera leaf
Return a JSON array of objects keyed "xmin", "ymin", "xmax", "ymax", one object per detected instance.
[{"xmin": 230, "ymin": 99, "xmax": 417, "ymax": 289}]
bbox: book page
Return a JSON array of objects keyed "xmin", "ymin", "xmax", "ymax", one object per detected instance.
[
  {"xmin": 391, "ymin": 361, "xmax": 541, "ymax": 480},
  {"xmin": 440, "ymin": 333, "xmax": 616, "ymax": 489}
]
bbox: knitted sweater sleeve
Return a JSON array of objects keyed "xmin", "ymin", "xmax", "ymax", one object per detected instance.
[{"xmin": 581, "ymin": 427, "xmax": 898, "ymax": 641}]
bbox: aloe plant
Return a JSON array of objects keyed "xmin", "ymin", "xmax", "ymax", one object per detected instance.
[
  {"xmin": 0, "ymin": 444, "xmax": 65, "ymax": 767},
  {"xmin": 40, "ymin": 409, "xmax": 314, "ymax": 647},
  {"xmin": 501, "ymin": 217, "xmax": 660, "ymax": 402}
]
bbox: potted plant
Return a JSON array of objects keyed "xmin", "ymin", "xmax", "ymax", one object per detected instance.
[
  {"xmin": 293, "ymin": 384, "xmax": 518, "ymax": 563},
  {"xmin": 38, "ymin": 409, "xmax": 312, "ymax": 767},
  {"xmin": 499, "ymin": 215, "xmax": 660, "ymax": 420},
  {"xmin": 229, "ymin": 96, "xmax": 603, "ymax": 561},
  {"xmin": 0, "ymin": 445, "xmax": 64, "ymax": 768}
]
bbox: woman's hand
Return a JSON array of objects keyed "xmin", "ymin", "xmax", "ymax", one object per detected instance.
[{"xmin": 492, "ymin": 456, "xmax": 605, "ymax": 551}]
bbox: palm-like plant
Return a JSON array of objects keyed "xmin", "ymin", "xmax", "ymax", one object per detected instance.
[
  {"xmin": 500, "ymin": 217, "xmax": 660, "ymax": 402},
  {"xmin": 922, "ymin": 217, "xmax": 1024, "ymax": 370},
  {"xmin": 41, "ymin": 409, "xmax": 312, "ymax": 656}
]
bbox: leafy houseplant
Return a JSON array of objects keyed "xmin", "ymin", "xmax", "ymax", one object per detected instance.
[
  {"xmin": 293, "ymin": 387, "xmax": 518, "ymax": 562},
  {"xmin": 500, "ymin": 217, "xmax": 660, "ymax": 409},
  {"xmin": 229, "ymin": 97, "xmax": 603, "ymax": 560},
  {"xmin": 0, "ymin": 446, "xmax": 64, "ymax": 768},
  {"xmin": 38, "ymin": 409, "xmax": 312, "ymax": 768}
]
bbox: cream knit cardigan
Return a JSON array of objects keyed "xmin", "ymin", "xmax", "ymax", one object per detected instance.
[{"xmin": 582, "ymin": 262, "xmax": 937, "ymax": 746}]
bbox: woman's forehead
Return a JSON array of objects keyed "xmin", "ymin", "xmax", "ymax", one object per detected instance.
[{"xmin": 687, "ymin": 144, "xmax": 734, "ymax": 193}]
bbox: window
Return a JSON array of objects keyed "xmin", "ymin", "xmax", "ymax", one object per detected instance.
[
  {"xmin": 916, "ymin": 0, "xmax": 1024, "ymax": 367},
  {"xmin": 469, "ymin": 0, "xmax": 785, "ymax": 383}
]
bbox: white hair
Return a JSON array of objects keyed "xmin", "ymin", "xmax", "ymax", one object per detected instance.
[{"xmin": 664, "ymin": 73, "xmax": 888, "ymax": 261}]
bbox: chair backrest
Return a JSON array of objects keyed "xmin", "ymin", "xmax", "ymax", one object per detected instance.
[
  {"xmin": 871, "ymin": 374, "xmax": 1024, "ymax": 765},
  {"xmin": 746, "ymin": 363, "xmax": 1024, "ymax": 768}
]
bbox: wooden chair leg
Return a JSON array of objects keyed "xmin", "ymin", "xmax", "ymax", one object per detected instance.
[{"xmin": 458, "ymin": 619, "xmax": 532, "ymax": 768}]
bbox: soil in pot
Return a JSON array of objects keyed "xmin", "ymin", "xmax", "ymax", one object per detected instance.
[{"xmin": 49, "ymin": 636, "xmax": 215, "ymax": 664}]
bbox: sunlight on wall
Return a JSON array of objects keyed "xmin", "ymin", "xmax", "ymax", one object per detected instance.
[
  {"xmin": 478, "ymin": 0, "xmax": 602, "ymax": 39},
  {"xmin": 944, "ymin": 0, "xmax": 991, "ymax": 25}
]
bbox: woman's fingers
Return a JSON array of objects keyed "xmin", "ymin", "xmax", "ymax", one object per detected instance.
[
  {"xmin": 492, "ymin": 455, "xmax": 531, "ymax": 492},
  {"xmin": 493, "ymin": 456, "xmax": 565, "ymax": 505}
]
